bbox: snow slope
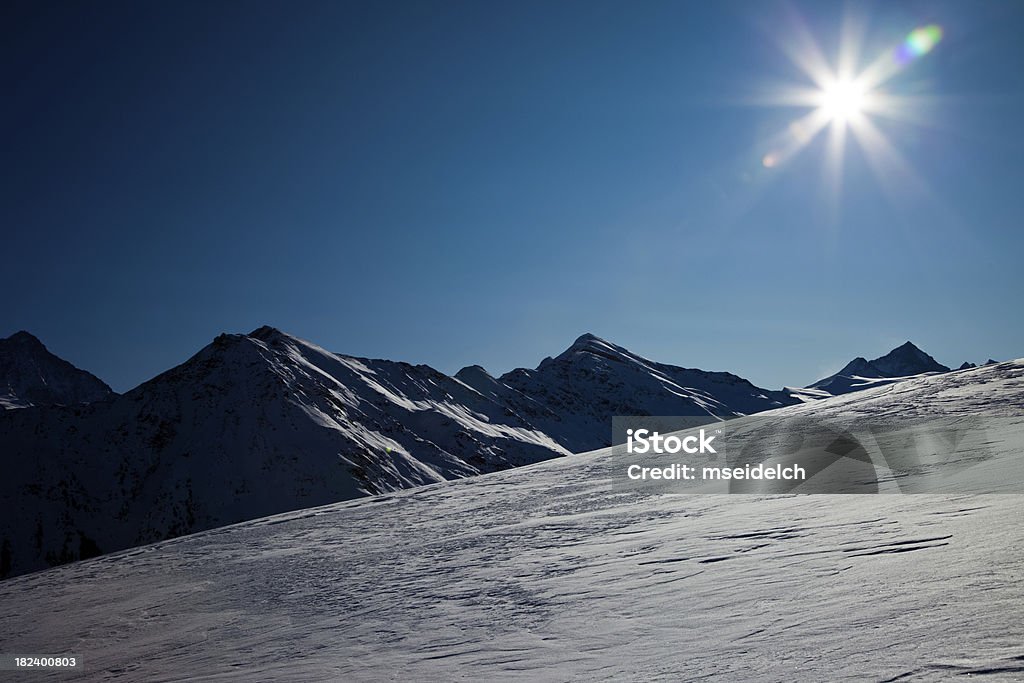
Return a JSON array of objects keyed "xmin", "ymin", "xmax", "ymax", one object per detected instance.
[
  {"xmin": 0, "ymin": 328, "xmax": 795, "ymax": 579},
  {"xmin": 1, "ymin": 360, "xmax": 1021, "ymax": 681},
  {"xmin": 0, "ymin": 331, "xmax": 113, "ymax": 409}
]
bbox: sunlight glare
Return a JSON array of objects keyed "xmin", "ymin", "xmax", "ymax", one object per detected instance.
[
  {"xmin": 756, "ymin": 18, "xmax": 943, "ymax": 189},
  {"xmin": 819, "ymin": 79, "xmax": 866, "ymax": 121}
]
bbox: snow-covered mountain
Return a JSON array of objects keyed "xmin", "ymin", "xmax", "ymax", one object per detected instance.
[
  {"xmin": 1, "ymin": 360, "xmax": 1021, "ymax": 681},
  {"xmin": 458, "ymin": 333, "xmax": 798, "ymax": 453},
  {"xmin": 0, "ymin": 331, "xmax": 113, "ymax": 409},
  {"xmin": 0, "ymin": 327, "xmax": 794, "ymax": 579},
  {"xmin": 794, "ymin": 341, "xmax": 952, "ymax": 399},
  {"xmin": 0, "ymin": 326, "xmax": 572, "ymax": 579}
]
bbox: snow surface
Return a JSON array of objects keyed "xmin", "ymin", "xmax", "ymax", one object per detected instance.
[
  {"xmin": 0, "ymin": 328, "xmax": 798, "ymax": 579},
  {"xmin": 1, "ymin": 360, "xmax": 1022, "ymax": 681}
]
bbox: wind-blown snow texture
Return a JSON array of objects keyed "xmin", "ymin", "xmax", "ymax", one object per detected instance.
[
  {"xmin": 0, "ymin": 360, "xmax": 1022, "ymax": 681},
  {"xmin": 0, "ymin": 331, "xmax": 113, "ymax": 409},
  {"xmin": 0, "ymin": 328, "xmax": 795, "ymax": 579}
]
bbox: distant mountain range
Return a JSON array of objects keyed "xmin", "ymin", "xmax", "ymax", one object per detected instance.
[
  {"xmin": 456, "ymin": 332, "xmax": 795, "ymax": 453},
  {"xmin": 0, "ymin": 328, "xmax": 996, "ymax": 578},
  {"xmin": 789, "ymin": 341, "xmax": 953, "ymax": 400}
]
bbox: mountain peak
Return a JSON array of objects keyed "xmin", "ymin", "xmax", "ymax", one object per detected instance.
[
  {"xmin": 553, "ymin": 333, "xmax": 633, "ymax": 365},
  {"xmin": 808, "ymin": 341, "xmax": 951, "ymax": 396},
  {"xmin": 0, "ymin": 331, "xmax": 113, "ymax": 408},
  {"xmin": 566, "ymin": 333, "xmax": 624, "ymax": 353},
  {"xmin": 573, "ymin": 332, "xmax": 605, "ymax": 344},
  {"xmin": 248, "ymin": 325, "xmax": 285, "ymax": 340},
  {"xmin": 871, "ymin": 341, "xmax": 949, "ymax": 376},
  {"xmin": 5, "ymin": 330, "xmax": 44, "ymax": 346},
  {"xmin": 456, "ymin": 364, "xmax": 491, "ymax": 377},
  {"xmin": 834, "ymin": 357, "xmax": 873, "ymax": 376}
]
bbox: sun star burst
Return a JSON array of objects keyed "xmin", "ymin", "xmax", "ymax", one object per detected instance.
[{"xmin": 756, "ymin": 16, "xmax": 944, "ymax": 210}]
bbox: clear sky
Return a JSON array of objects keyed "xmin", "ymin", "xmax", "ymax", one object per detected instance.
[{"xmin": 4, "ymin": 0, "xmax": 1023, "ymax": 392}]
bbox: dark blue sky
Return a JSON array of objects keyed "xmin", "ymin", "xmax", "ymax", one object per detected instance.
[{"xmin": 4, "ymin": 0, "xmax": 1024, "ymax": 392}]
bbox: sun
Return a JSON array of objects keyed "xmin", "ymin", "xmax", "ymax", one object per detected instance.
[
  {"xmin": 819, "ymin": 79, "xmax": 867, "ymax": 121},
  {"xmin": 753, "ymin": 18, "xmax": 946, "ymax": 205}
]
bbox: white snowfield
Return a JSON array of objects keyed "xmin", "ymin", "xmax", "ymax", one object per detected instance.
[{"xmin": 1, "ymin": 361, "xmax": 1023, "ymax": 682}]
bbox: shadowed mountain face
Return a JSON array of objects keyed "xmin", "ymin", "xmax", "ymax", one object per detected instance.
[
  {"xmin": 0, "ymin": 329, "xmax": 975, "ymax": 579},
  {"xmin": 869, "ymin": 341, "xmax": 951, "ymax": 376},
  {"xmin": 0, "ymin": 327, "xmax": 570, "ymax": 579},
  {"xmin": 0, "ymin": 331, "xmax": 113, "ymax": 409},
  {"xmin": 458, "ymin": 333, "xmax": 798, "ymax": 453},
  {"xmin": 804, "ymin": 342, "xmax": 952, "ymax": 397},
  {"xmin": 0, "ymin": 328, "xmax": 793, "ymax": 579}
]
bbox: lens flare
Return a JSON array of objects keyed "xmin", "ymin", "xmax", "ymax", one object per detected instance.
[{"xmin": 894, "ymin": 25, "xmax": 943, "ymax": 65}]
